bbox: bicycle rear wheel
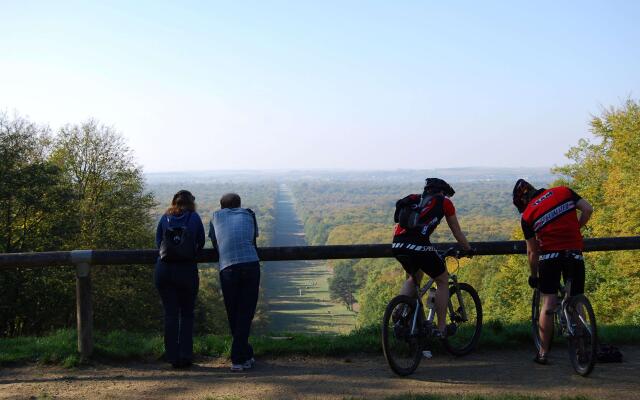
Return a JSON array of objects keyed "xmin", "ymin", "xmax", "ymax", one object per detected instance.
[
  {"xmin": 531, "ymin": 289, "xmax": 555, "ymax": 353},
  {"xmin": 382, "ymin": 295, "xmax": 423, "ymax": 376},
  {"xmin": 567, "ymin": 294, "xmax": 597, "ymax": 376},
  {"xmin": 442, "ymin": 283, "xmax": 482, "ymax": 356}
]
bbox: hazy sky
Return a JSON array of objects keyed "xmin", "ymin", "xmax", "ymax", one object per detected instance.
[{"xmin": 1, "ymin": 1, "xmax": 639, "ymax": 172}]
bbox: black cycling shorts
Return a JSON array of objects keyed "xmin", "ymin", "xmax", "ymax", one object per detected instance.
[
  {"xmin": 538, "ymin": 251, "xmax": 585, "ymax": 296},
  {"xmin": 392, "ymin": 243, "xmax": 446, "ymax": 279}
]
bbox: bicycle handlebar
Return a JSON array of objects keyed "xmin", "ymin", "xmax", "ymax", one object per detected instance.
[{"xmin": 440, "ymin": 247, "xmax": 475, "ymax": 259}]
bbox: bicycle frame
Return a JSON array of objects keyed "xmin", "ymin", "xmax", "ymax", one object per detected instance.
[
  {"xmin": 544, "ymin": 279, "xmax": 592, "ymax": 339},
  {"xmin": 407, "ymin": 256, "xmax": 468, "ymax": 337}
]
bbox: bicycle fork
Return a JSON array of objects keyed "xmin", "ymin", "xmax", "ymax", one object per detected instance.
[
  {"xmin": 410, "ymin": 298, "xmax": 422, "ymax": 336},
  {"xmin": 448, "ymin": 275, "xmax": 468, "ymax": 322}
]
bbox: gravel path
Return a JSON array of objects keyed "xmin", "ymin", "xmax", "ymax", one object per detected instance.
[{"xmin": 2, "ymin": 347, "xmax": 639, "ymax": 399}]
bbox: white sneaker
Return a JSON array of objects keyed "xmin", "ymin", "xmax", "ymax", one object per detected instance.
[
  {"xmin": 422, "ymin": 350, "xmax": 433, "ymax": 359},
  {"xmin": 242, "ymin": 358, "xmax": 256, "ymax": 369},
  {"xmin": 230, "ymin": 363, "xmax": 244, "ymax": 372}
]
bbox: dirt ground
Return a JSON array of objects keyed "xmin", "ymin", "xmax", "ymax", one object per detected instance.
[{"xmin": 1, "ymin": 347, "xmax": 639, "ymax": 400}]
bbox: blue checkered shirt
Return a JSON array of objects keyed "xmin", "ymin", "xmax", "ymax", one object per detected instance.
[{"xmin": 209, "ymin": 208, "xmax": 259, "ymax": 270}]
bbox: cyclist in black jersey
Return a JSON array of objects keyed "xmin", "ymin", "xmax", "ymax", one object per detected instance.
[{"xmin": 392, "ymin": 178, "xmax": 473, "ymax": 337}]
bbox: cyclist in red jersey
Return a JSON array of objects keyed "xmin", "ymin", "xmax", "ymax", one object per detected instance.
[
  {"xmin": 392, "ymin": 178, "xmax": 473, "ymax": 337},
  {"xmin": 512, "ymin": 179, "xmax": 593, "ymax": 365}
]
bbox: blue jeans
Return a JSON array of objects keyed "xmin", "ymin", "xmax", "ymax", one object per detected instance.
[
  {"xmin": 154, "ymin": 261, "xmax": 199, "ymax": 364},
  {"xmin": 220, "ymin": 261, "xmax": 261, "ymax": 364}
]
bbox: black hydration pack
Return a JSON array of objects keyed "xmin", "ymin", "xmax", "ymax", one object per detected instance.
[
  {"xmin": 395, "ymin": 194, "xmax": 433, "ymax": 230},
  {"xmin": 159, "ymin": 212, "xmax": 197, "ymax": 262}
]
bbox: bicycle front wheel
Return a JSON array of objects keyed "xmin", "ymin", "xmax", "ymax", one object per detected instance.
[
  {"xmin": 567, "ymin": 294, "xmax": 597, "ymax": 377},
  {"xmin": 442, "ymin": 283, "xmax": 482, "ymax": 356},
  {"xmin": 381, "ymin": 295, "xmax": 423, "ymax": 376}
]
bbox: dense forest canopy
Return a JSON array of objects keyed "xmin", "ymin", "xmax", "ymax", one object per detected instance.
[
  {"xmin": 0, "ymin": 115, "xmax": 157, "ymax": 335},
  {"xmin": 1, "ymin": 99, "xmax": 638, "ymax": 336},
  {"xmin": 0, "ymin": 114, "xmax": 276, "ymax": 336},
  {"xmin": 289, "ymin": 101, "xmax": 640, "ymax": 327}
]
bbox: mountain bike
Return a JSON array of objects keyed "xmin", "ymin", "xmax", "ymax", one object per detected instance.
[
  {"xmin": 531, "ymin": 279, "xmax": 597, "ymax": 376},
  {"xmin": 382, "ymin": 248, "xmax": 482, "ymax": 376}
]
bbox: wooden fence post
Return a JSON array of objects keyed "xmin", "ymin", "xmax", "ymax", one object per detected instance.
[{"xmin": 71, "ymin": 250, "xmax": 93, "ymax": 361}]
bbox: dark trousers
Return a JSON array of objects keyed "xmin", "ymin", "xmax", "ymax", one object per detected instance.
[
  {"xmin": 220, "ymin": 261, "xmax": 261, "ymax": 364},
  {"xmin": 154, "ymin": 261, "xmax": 199, "ymax": 364}
]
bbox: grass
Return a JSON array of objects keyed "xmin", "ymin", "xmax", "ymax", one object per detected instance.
[
  {"xmin": 1, "ymin": 322, "xmax": 638, "ymax": 367},
  {"xmin": 262, "ymin": 258, "xmax": 358, "ymax": 334}
]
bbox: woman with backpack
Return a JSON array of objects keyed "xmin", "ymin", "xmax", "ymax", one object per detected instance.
[{"xmin": 155, "ymin": 189, "xmax": 205, "ymax": 368}]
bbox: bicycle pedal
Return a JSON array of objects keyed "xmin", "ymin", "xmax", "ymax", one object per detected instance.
[{"xmin": 445, "ymin": 323, "xmax": 457, "ymax": 337}]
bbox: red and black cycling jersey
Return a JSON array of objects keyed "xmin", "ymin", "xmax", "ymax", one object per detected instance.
[
  {"xmin": 393, "ymin": 194, "xmax": 455, "ymax": 244},
  {"xmin": 521, "ymin": 186, "xmax": 584, "ymax": 251}
]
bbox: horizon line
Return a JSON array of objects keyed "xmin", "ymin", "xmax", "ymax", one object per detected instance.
[{"xmin": 144, "ymin": 166, "xmax": 556, "ymax": 175}]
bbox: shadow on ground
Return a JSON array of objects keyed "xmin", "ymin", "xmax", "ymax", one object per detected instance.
[{"xmin": 2, "ymin": 347, "xmax": 639, "ymax": 400}]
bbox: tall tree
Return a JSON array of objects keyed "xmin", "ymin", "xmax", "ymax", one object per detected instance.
[
  {"xmin": 51, "ymin": 120, "xmax": 155, "ymax": 249},
  {"xmin": 554, "ymin": 100, "xmax": 640, "ymax": 323},
  {"xmin": 329, "ymin": 262, "xmax": 359, "ymax": 310},
  {"xmin": 0, "ymin": 113, "xmax": 77, "ymax": 335},
  {"xmin": 50, "ymin": 120, "xmax": 160, "ymax": 331}
]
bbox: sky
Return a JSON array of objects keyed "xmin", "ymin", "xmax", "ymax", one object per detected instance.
[{"xmin": 1, "ymin": 1, "xmax": 639, "ymax": 172}]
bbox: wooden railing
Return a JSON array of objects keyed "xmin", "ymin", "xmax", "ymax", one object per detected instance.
[{"xmin": 1, "ymin": 236, "xmax": 639, "ymax": 360}]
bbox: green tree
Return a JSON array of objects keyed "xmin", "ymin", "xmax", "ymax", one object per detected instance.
[
  {"xmin": 0, "ymin": 113, "xmax": 77, "ymax": 252},
  {"xmin": 0, "ymin": 113, "xmax": 77, "ymax": 336},
  {"xmin": 356, "ymin": 259, "xmax": 403, "ymax": 327},
  {"xmin": 51, "ymin": 120, "xmax": 156, "ymax": 249},
  {"xmin": 554, "ymin": 99, "xmax": 640, "ymax": 323},
  {"xmin": 328, "ymin": 262, "xmax": 358, "ymax": 310},
  {"xmin": 50, "ymin": 120, "xmax": 160, "ymax": 331}
]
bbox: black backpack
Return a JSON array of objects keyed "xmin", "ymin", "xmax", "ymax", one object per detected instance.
[
  {"xmin": 597, "ymin": 343, "xmax": 623, "ymax": 363},
  {"xmin": 159, "ymin": 212, "xmax": 197, "ymax": 262},
  {"xmin": 395, "ymin": 194, "xmax": 433, "ymax": 230}
]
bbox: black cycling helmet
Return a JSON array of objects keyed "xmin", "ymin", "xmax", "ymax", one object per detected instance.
[
  {"xmin": 424, "ymin": 178, "xmax": 455, "ymax": 197},
  {"xmin": 512, "ymin": 179, "xmax": 536, "ymax": 213}
]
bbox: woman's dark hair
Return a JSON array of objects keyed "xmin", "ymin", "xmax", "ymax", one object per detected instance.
[
  {"xmin": 166, "ymin": 190, "xmax": 196, "ymax": 215},
  {"xmin": 220, "ymin": 193, "xmax": 241, "ymax": 209}
]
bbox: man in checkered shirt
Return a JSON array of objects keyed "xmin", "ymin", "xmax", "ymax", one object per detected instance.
[{"xmin": 209, "ymin": 193, "xmax": 260, "ymax": 372}]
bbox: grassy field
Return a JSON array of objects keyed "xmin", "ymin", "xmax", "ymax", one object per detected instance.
[
  {"xmin": 1, "ymin": 323, "xmax": 637, "ymax": 367},
  {"xmin": 263, "ymin": 259, "xmax": 357, "ymax": 333},
  {"xmin": 262, "ymin": 185, "xmax": 356, "ymax": 334}
]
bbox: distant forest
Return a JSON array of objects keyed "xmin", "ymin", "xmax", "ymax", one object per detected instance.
[
  {"xmin": 289, "ymin": 101, "xmax": 640, "ymax": 327},
  {"xmin": 1, "ymin": 99, "xmax": 639, "ymax": 337}
]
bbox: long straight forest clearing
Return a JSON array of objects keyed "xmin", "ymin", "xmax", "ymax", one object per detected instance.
[{"xmin": 262, "ymin": 185, "xmax": 357, "ymax": 333}]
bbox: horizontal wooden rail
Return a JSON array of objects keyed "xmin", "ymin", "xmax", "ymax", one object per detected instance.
[
  {"xmin": 1, "ymin": 237, "xmax": 640, "ymax": 269},
  {"xmin": 2, "ymin": 236, "xmax": 639, "ymax": 361}
]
